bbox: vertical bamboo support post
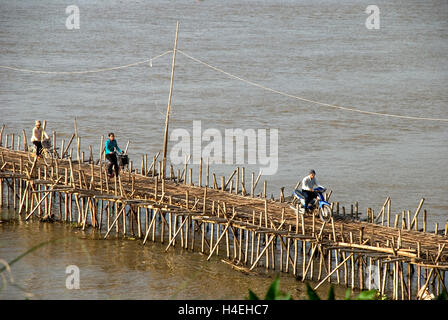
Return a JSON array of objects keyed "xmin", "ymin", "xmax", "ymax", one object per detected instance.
[
  {"xmin": 250, "ymin": 229, "xmax": 255, "ymax": 266},
  {"xmin": 359, "ymin": 257, "xmax": 364, "ymax": 290},
  {"xmin": 255, "ymin": 232, "xmax": 261, "ymax": 267},
  {"xmin": 238, "ymin": 227, "xmax": 243, "ymax": 262},
  {"xmin": 285, "ymin": 226, "xmax": 291, "ymax": 273},
  {"xmin": 209, "ymin": 223, "xmax": 214, "ymax": 255},
  {"xmin": 168, "ymin": 212, "xmax": 172, "ymax": 244},
  {"xmin": 179, "ymin": 216, "xmax": 184, "ymax": 247},
  {"xmin": 263, "ymin": 181, "xmax": 267, "ymax": 199},
  {"xmin": 221, "ymin": 176, "xmax": 225, "ymax": 192},
  {"xmin": 289, "ymin": 239, "xmax": 296, "ymax": 276},
  {"xmin": 212, "ymin": 173, "xmax": 217, "ymax": 189},
  {"xmin": 386, "ymin": 198, "xmax": 391, "ymax": 227},
  {"xmin": 76, "ymin": 136, "xmax": 81, "ymax": 170},
  {"xmin": 190, "ymin": 218, "xmax": 195, "ymax": 251},
  {"xmin": 23, "ymin": 129, "xmax": 29, "ymax": 152},
  {"xmin": 159, "ymin": 161, "xmax": 162, "ymax": 181},
  {"xmin": 215, "ymin": 221, "xmax": 220, "ymax": 256},
  {"xmin": 318, "ymin": 248, "xmax": 324, "ymax": 281},
  {"xmin": 241, "ymin": 167, "xmax": 246, "ymax": 196},
  {"xmin": 423, "ymin": 210, "xmax": 427, "ymax": 232},
  {"xmin": 152, "ymin": 156, "xmax": 156, "ymax": 178},
  {"xmin": 0, "ymin": 178, "xmax": 3, "ymax": 208},
  {"xmin": 183, "ymin": 155, "xmax": 188, "ymax": 185},
  {"xmin": 0, "ymin": 124, "xmax": 4, "ymax": 147},
  {"xmin": 235, "ymin": 167, "xmax": 239, "ymax": 195},
  {"xmin": 152, "ymin": 209, "xmax": 157, "ymax": 242},
  {"xmin": 206, "ymin": 157, "xmax": 209, "ymax": 187},
  {"xmin": 394, "ymin": 213, "xmax": 400, "ymax": 229},
  {"xmin": 407, "ymin": 262, "xmax": 412, "ymax": 300},
  {"xmin": 13, "ymin": 169, "xmax": 17, "ymax": 209},
  {"xmin": 184, "ymin": 216, "xmax": 189, "ymax": 250},
  {"xmin": 169, "ymin": 164, "xmax": 174, "ymax": 181},
  {"xmin": 251, "ymin": 172, "xmax": 254, "ymax": 197},
  {"xmin": 302, "ymin": 241, "xmax": 306, "ymax": 279},
  {"xmin": 199, "ymin": 157, "xmax": 202, "ymax": 187},
  {"xmin": 407, "ymin": 210, "xmax": 411, "ymax": 231},
  {"xmin": 264, "ymin": 233, "xmax": 269, "ymax": 269},
  {"xmin": 201, "ymin": 222, "xmax": 205, "ymax": 253},
  {"xmin": 264, "ymin": 199, "xmax": 268, "ymax": 228},
  {"xmin": 244, "ymin": 229, "xmax": 249, "ymax": 265},
  {"xmin": 145, "ymin": 154, "xmax": 148, "ymax": 177},
  {"xmin": 226, "ymin": 224, "xmax": 230, "ymax": 259},
  {"xmin": 161, "ymin": 21, "xmax": 179, "ymax": 180}
]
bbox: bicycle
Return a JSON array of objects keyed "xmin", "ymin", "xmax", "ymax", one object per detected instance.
[
  {"xmin": 103, "ymin": 151, "xmax": 129, "ymax": 178},
  {"xmin": 28, "ymin": 139, "xmax": 60, "ymax": 166}
]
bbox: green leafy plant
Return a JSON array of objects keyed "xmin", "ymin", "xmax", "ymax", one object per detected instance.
[
  {"xmin": 247, "ymin": 275, "xmax": 387, "ymax": 300},
  {"xmin": 306, "ymin": 283, "xmax": 384, "ymax": 300},
  {"xmin": 247, "ymin": 274, "xmax": 293, "ymax": 300},
  {"xmin": 436, "ymin": 289, "xmax": 447, "ymax": 300}
]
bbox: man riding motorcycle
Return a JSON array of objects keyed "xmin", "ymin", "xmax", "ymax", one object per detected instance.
[{"xmin": 301, "ymin": 169, "xmax": 320, "ymax": 212}]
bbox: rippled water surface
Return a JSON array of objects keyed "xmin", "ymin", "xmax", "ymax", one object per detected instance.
[
  {"xmin": 0, "ymin": 0, "xmax": 447, "ymax": 299},
  {"xmin": 0, "ymin": 214, "xmax": 347, "ymax": 300}
]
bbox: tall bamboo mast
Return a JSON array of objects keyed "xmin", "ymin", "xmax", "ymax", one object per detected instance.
[{"xmin": 162, "ymin": 21, "xmax": 179, "ymax": 180}]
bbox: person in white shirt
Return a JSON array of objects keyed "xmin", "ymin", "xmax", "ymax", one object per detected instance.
[
  {"xmin": 301, "ymin": 169, "xmax": 319, "ymax": 210},
  {"xmin": 31, "ymin": 120, "xmax": 49, "ymax": 156}
]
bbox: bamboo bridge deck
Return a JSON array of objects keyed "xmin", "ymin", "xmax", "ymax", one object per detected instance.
[{"xmin": 0, "ymin": 130, "xmax": 447, "ymax": 300}]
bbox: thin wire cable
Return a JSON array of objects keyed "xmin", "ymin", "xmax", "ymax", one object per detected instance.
[
  {"xmin": 0, "ymin": 50, "xmax": 173, "ymax": 74},
  {"xmin": 178, "ymin": 50, "xmax": 448, "ymax": 123}
]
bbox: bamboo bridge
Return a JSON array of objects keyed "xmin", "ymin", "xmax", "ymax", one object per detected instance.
[{"xmin": 0, "ymin": 126, "xmax": 447, "ymax": 300}]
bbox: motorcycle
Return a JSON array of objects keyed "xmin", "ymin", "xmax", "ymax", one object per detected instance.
[{"xmin": 290, "ymin": 186, "xmax": 333, "ymax": 222}]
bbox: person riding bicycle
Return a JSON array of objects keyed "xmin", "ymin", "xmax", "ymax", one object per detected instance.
[
  {"xmin": 301, "ymin": 169, "xmax": 320, "ymax": 212},
  {"xmin": 31, "ymin": 120, "xmax": 49, "ymax": 157},
  {"xmin": 105, "ymin": 132, "xmax": 122, "ymax": 178}
]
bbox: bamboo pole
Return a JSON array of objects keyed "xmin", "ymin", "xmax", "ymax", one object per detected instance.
[
  {"xmin": 206, "ymin": 157, "xmax": 209, "ymax": 187},
  {"xmin": 314, "ymin": 253, "xmax": 354, "ymax": 290},
  {"xmin": 161, "ymin": 21, "xmax": 179, "ymax": 180},
  {"xmin": 410, "ymin": 198, "xmax": 425, "ymax": 230},
  {"xmin": 423, "ymin": 210, "xmax": 427, "ymax": 232},
  {"xmin": 199, "ymin": 157, "xmax": 202, "ymax": 187},
  {"xmin": 0, "ymin": 125, "xmax": 5, "ymax": 147}
]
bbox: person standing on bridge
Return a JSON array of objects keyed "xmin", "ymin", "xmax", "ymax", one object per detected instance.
[
  {"xmin": 105, "ymin": 132, "xmax": 122, "ymax": 178},
  {"xmin": 31, "ymin": 120, "xmax": 49, "ymax": 157},
  {"xmin": 301, "ymin": 169, "xmax": 320, "ymax": 211}
]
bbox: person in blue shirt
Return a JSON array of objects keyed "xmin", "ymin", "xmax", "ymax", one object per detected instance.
[{"xmin": 105, "ymin": 132, "xmax": 122, "ymax": 178}]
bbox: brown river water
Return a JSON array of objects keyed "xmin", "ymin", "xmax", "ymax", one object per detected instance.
[
  {"xmin": 1, "ymin": 209, "xmax": 346, "ymax": 300},
  {"xmin": 0, "ymin": 0, "xmax": 447, "ymax": 299}
]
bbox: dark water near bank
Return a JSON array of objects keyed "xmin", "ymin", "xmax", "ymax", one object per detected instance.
[{"xmin": 0, "ymin": 0, "xmax": 447, "ymax": 299}]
